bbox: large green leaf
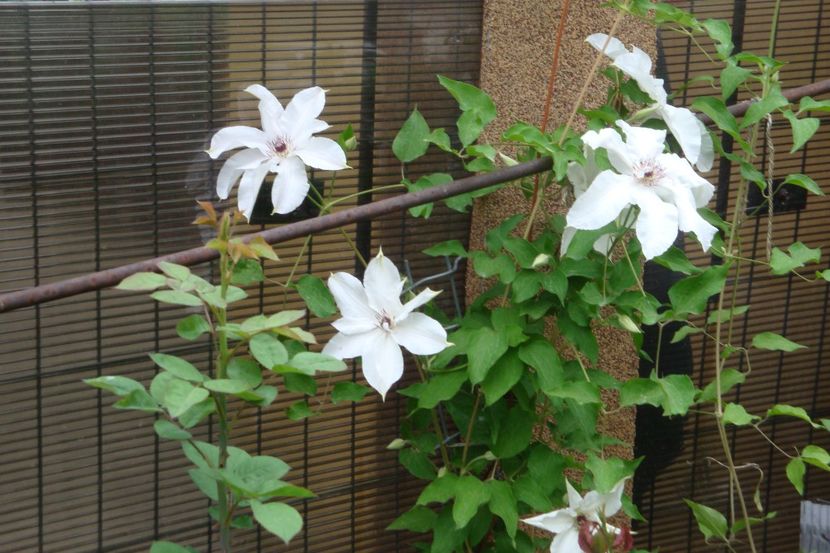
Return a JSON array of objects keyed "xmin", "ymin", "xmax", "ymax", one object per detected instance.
[
  {"xmin": 250, "ymin": 501, "xmax": 303, "ymax": 544},
  {"xmin": 452, "ymin": 475, "xmax": 490, "ymax": 528},
  {"xmin": 387, "ymin": 506, "xmax": 438, "ymax": 533},
  {"xmin": 668, "ymin": 264, "xmax": 729, "ymax": 315},
  {"xmin": 465, "ymin": 327, "xmax": 508, "ymax": 384},
  {"xmin": 685, "ymin": 499, "xmax": 728, "ymax": 541},
  {"xmin": 117, "ymin": 272, "xmax": 167, "ymax": 291},
  {"xmin": 249, "ymin": 333, "xmax": 289, "ymax": 369},
  {"xmin": 295, "ymin": 275, "xmax": 337, "ymax": 318},
  {"xmin": 769, "ymin": 242, "xmax": 821, "ymax": 275},
  {"xmin": 481, "ymin": 350, "xmax": 524, "ymax": 405},
  {"xmin": 150, "ymin": 353, "xmax": 205, "ymax": 382},
  {"xmin": 751, "ymin": 332, "xmax": 806, "ymax": 352},
  {"xmin": 393, "ymin": 108, "xmax": 431, "ymax": 163}
]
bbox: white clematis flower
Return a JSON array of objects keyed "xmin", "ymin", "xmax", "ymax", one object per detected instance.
[
  {"xmin": 206, "ymin": 84, "xmax": 348, "ymax": 220},
  {"xmin": 565, "ymin": 121, "xmax": 717, "ymax": 260},
  {"xmin": 322, "ymin": 251, "xmax": 450, "ymax": 399},
  {"xmin": 586, "ymin": 33, "xmax": 714, "ymax": 172},
  {"xmin": 524, "ymin": 478, "xmax": 627, "ymax": 553}
]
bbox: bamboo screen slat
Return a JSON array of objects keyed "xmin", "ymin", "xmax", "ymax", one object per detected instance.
[
  {"xmin": 636, "ymin": 1, "xmax": 830, "ymax": 552},
  {"xmin": 0, "ymin": 2, "xmax": 482, "ymax": 552}
]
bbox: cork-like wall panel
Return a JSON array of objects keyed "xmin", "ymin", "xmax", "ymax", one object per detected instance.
[{"xmin": 470, "ymin": 1, "xmax": 657, "ymax": 454}]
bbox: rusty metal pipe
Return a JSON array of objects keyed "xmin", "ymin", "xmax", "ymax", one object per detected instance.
[{"xmin": 3, "ymin": 78, "xmax": 829, "ymax": 313}]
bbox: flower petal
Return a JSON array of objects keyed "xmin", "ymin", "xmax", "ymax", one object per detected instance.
[
  {"xmin": 566, "ymin": 170, "xmax": 636, "ymax": 231},
  {"xmin": 523, "ymin": 509, "xmax": 576, "ymax": 534},
  {"xmin": 332, "ymin": 316, "xmax": 378, "ymax": 335},
  {"xmin": 391, "ymin": 312, "xmax": 448, "ymax": 355},
  {"xmin": 630, "ymin": 188, "xmax": 679, "ymax": 259},
  {"xmin": 397, "ymin": 287, "xmax": 441, "ymax": 321},
  {"xmin": 659, "ymin": 153, "xmax": 715, "ymax": 207},
  {"xmin": 566, "ymin": 479, "xmax": 583, "ymax": 510},
  {"xmin": 661, "ymin": 104, "xmax": 702, "ymax": 166},
  {"xmin": 695, "ymin": 118, "xmax": 715, "ymax": 172},
  {"xmin": 284, "ymin": 86, "xmax": 326, "ymax": 135},
  {"xmin": 559, "ymin": 226, "xmax": 577, "ymax": 257},
  {"xmin": 322, "ymin": 329, "xmax": 380, "ymax": 360},
  {"xmin": 237, "ymin": 163, "xmax": 271, "ymax": 221},
  {"xmin": 207, "ymin": 126, "xmax": 268, "ymax": 158},
  {"xmin": 550, "ymin": 527, "xmax": 580, "ymax": 553},
  {"xmin": 271, "ymin": 156, "xmax": 310, "ymax": 214},
  {"xmin": 216, "ymin": 148, "xmax": 268, "ymax": 199},
  {"xmin": 245, "ymin": 84, "xmax": 284, "ymax": 137},
  {"xmin": 295, "ymin": 136, "xmax": 348, "ymax": 170},
  {"xmin": 585, "ymin": 33, "xmax": 628, "ymax": 59},
  {"xmin": 613, "ymin": 47, "xmax": 667, "ymax": 104},
  {"xmin": 363, "ymin": 251, "xmax": 405, "ymax": 313},
  {"xmin": 327, "ymin": 271, "xmax": 376, "ymax": 320},
  {"xmin": 361, "ymin": 330, "xmax": 404, "ymax": 400},
  {"xmin": 668, "ymin": 183, "xmax": 718, "ymax": 252},
  {"xmin": 616, "ymin": 120, "xmax": 666, "ymax": 162},
  {"xmin": 581, "ymin": 127, "xmax": 633, "ymax": 175},
  {"xmin": 601, "ymin": 478, "xmax": 627, "ymax": 518}
]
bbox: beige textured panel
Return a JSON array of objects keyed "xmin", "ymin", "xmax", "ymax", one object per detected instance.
[{"xmin": 470, "ymin": 1, "xmax": 657, "ymax": 462}]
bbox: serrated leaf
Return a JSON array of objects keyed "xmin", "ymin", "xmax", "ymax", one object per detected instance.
[
  {"xmin": 117, "ymin": 272, "xmax": 168, "ymax": 291},
  {"xmin": 393, "ymin": 108, "xmax": 431, "ymax": 163},
  {"xmin": 295, "ymin": 275, "xmax": 337, "ymax": 318},
  {"xmin": 250, "ymin": 501, "xmax": 302, "ymax": 544},
  {"xmin": 751, "ymin": 332, "xmax": 806, "ymax": 352}
]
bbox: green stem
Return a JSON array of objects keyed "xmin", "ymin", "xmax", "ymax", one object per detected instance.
[
  {"xmin": 215, "ymin": 215, "xmax": 233, "ymax": 552},
  {"xmin": 416, "ymin": 361, "xmax": 451, "ymax": 467},
  {"xmin": 459, "ymin": 392, "xmax": 481, "ymax": 475}
]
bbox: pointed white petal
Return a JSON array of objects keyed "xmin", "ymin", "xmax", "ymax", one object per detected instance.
[
  {"xmin": 560, "ymin": 226, "xmax": 577, "ymax": 257},
  {"xmin": 550, "ymin": 527, "xmax": 580, "ymax": 553},
  {"xmin": 661, "ymin": 104, "xmax": 702, "ymax": 166},
  {"xmin": 364, "ymin": 251, "xmax": 405, "ymax": 313},
  {"xmin": 236, "ymin": 164, "xmax": 271, "ymax": 221},
  {"xmin": 307, "ymin": 119, "xmax": 330, "ymax": 134},
  {"xmin": 565, "ymin": 479, "xmax": 583, "ymax": 509},
  {"xmin": 327, "ymin": 271, "xmax": 376, "ymax": 320},
  {"xmin": 523, "ymin": 509, "xmax": 576, "ymax": 534},
  {"xmin": 391, "ymin": 312, "xmax": 448, "ymax": 355},
  {"xmin": 566, "ymin": 170, "xmax": 636, "ymax": 231},
  {"xmin": 332, "ymin": 316, "xmax": 378, "ymax": 335},
  {"xmin": 271, "ymin": 156, "xmax": 310, "ymax": 214},
  {"xmin": 631, "ymin": 188, "xmax": 679, "ymax": 259},
  {"xmin": 245, "ymin": 84, "xmax": 284, "ymax": 137},
  {"xmin": 616, "ymin": 120, "xmax": 667, "ymax": 161},
  {"xmin": 585, "ymin": 33, "xmax": 628, "ymax": 59},
  {"xmin": 582, "ymin": 126, "xmax": 635, "ymax": 175},
  {"xmin": 322, "ymin": 329, "xmax": 380, "ymax": 360},
  {"xmin": 397, "ymin": 287, "xmax": 441, "ymax": 321},
  {"xmin": 207, "ymin": 126, "xmax": 268, "ymax": 158},
  {"xmin": 667, "ymin": 182, "xmax": 718, "ymax": 252},
  {"xmin": 361, "ymin": 330, "xmax": 404, "ymax": 399},
  {"xmin": 295, "ymin": 136, "xmax": 348, "ymax": 170},
  {"xmin": 695, "ymin": 118, "xmax": 715, "ymax": 172},
  {"xmin": 613, "ymin": 47, "xmax": 667, "ymax": 104},
  {"xmin": 284, "ymin": 86, "xmax": 326, "ymax": 133},
  {"xmin": 601, "ymin": 478, "xmax": 627, "ymax": 518},
  {"xmin": 216, "ymin": 148, "xmax": 268, "ymax": 199},
  {"xmin": 659, "ymin": 153, "xmax": 715, "ymax": 207}
]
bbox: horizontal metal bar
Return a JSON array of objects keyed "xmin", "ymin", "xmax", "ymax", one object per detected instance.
[{"xmin": 2, "ymin": 77, "xmax": 828, "ymax": 313}]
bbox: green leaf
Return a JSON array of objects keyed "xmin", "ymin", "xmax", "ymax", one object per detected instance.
[
  {"xmin": 802, "ymin": 445, "xmax": 830, "ymax": 467},
  {"xmin": 722, "ymin": 403, "xmax": 757, "ymax": 426},
  {"xmin": 182, "ymin": 440, "xmax": 219, "ymax": 470},
  {"xmin": 742, "ymin": 83, "xmax": 789, "ymax": 129},
  {"xmin": 295, "ymin": 275, "xmax": 337, "ymax": 318},
  {"xmin": 393, "ymin": 108, "xmax": 431, "ymax": 163},
  {"xmin": 619, "ymin": 378, "xmax": 663, "ymax": 408},
  {"xmin": 231, "ymin": 258, "xmax": 265, "ymax": 286},
  {"xmin": 158, "ymin": 261, "xmax": 191, "ymax": 281},
  {"xmin": 283, "ymin": 373, "xmax": 317, "ymax": 396},
  {"xmin": 493, "ymin": 407, "xmax": 535, "ymax": 459},
  {"xmin": 766, "ymin": 404, "xmax": 818, "ymax": 427},
  {"xmin": 799, "ymin": 96, "xmax": 830, "ymax": 113},
  {"xmin": 782, "ymin": 110, "xmax": 820, "ymax": 153},
  {"xmin": 720, "ymin": 60, "xmax": 752, "ymax": 100},
  {"xmin": 85, "ymin": 375, "xmax": 145, "ymax": 396},
  {"xmin": 751, "ymin": 331, "xmax": 806, "ymax": 352},
  {"xmin": 702, "ymin": 18, "xmax": 733, "ymax": 58},
  {"xmin": 452, "ymin": 475, "xmax": 490, "ymax": 528},
  {"xmin": 481, "ymin": 350, "xmax": 524, "ymax": 406},
  {"xmin": 418, "ymin": 371, "xmax": 468, "ymax": 409},
  {"xmin": 405, "ymin": 173, "xmax": 453, "ymax": 218},
  {"xmin": 783, "ymin": 173, "xmax": 823, "ymax": 196},
  {"xmin": 417, "ymin": 473, "xmax": 459, "ymax": 506},
  {"xmin": 652, "ymin": 246, "xmax": 702, "ymax": 275},
  {"xmin": 227, "ymin": 357, "xmax": 263, "ymax": 388},
  {"xmin": 668, "ymin": 264, "xmax": 729, "ymax": 315},
  {"xmin": 706, "ymin": 305, "xmax": 749, "ymax": 325},
  {"xmin": 465, "ymin": 327, "xmax": 508, "ymax": 384},
  {"xmin": 176, "ymin": 314, "xmax": 211, "ymax": 341},
  {"xmin": 336, "ymin": 123, "xmax": 357, "ymax": 152},
  {"xmin": 692, "ymin": 96, "xmax": 740, "ymax": 139},
  {"xmin": 786, "ymin": 457, "xmax": 806, "ymax": 495},
  {"xmin": 426, "ymin": 128, "xmax": 453, "ymax": 152},
  {"xmin": 423, "ymin": 239, "xmax": 468, "ymax": 258},
  {"xmin": 250, "ymin": 333, "xmax": 289, "ymax": 369},
  {"xmin": 113, "ymin": 389, "xmax": 162, "ymax": 412},
  {"xmin": 387, "ymin": 506, "xmax": 438, "ymax": 533},
  {"xmin": 150, "ymin": 541, "xmax": 198, "ymax": 553},
  {"xmin": 399, "ymin": 448, "xmax": 437, "ymax": 480},
  {"xmin": 156, "ymin": 377, "xmax": 210, "ymax": 418},
  {"xmin": 769, "ymin": 242, "xmax": 822, "ymax": 275},
  {"xmin": 154, "ymin": 419, "xmax": 192, "ymax": 441},
  {"xmin": 203, "ymin": 378, "xmax": 251, "ymax": 394},
  {"xmin": 286, "ymin": 400, "xmax": 315, "ymax": 420},
  {"xmin": 519, "ymin": 338, "xmax": 564, "ymax": 392},
  {"xmin": 438, "ymin": 75, "xmax": 496, "ymax": 147},
  {"xmin": 331, "ymin": 381, "xmax": 371, "ymax": 403},
  {"xmin": 685, "ymin": 499, "xmax": 728, "ymax": 541},
  {"xmin": 250, "ymin": 501, "xmax": 302, "ymax": 544},
  {"xmin": 698, "ymin": 368, "xmax": 746, "ymax": 403},
  {"xmin": 585, "ymin": 455, "xmax": 637, "ymax": 493},
  {"xmin": 288, "ymin": 352, "xmax": 347, "ymax": 374},
  {"xmin": 150, "ymin": 353, "xmax": 205, "ymax": 382},
  {"xmin": 546, "ymin": 381, "xmax": 601, "ymax": 405},
  {"xmin": 471, "ymin": 251, "xmax": 516, "ymax": 283},
  {"xmin": 225, "ymin": 454, "xmax": 290, "ymax": 495},
  {"xmin": 655, "ymin": 374, "xmax": 697, "ymax": 416},
  {"xmin": 487, "ymin": 480, "xmax": 518, "ymax": 538},
  {"xmin": 151, "ymin": 290, "xmax": 203, "ymax": 307},
  {"xmin": 671, "ymin": 325, "xmax": 702, "ymax": 344},
  {"xmin": 117, "ymin": 272, "xmax": 168, "ymax": 291}
]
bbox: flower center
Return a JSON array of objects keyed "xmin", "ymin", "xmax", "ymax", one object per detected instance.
[
  {"xmin": 632, "ymin": 160, "xmax": 665, "ymax": 186},
  {"xmin": 377, "ymin": 311, "xmax": 395, "ymax": 331},
  {"xmin": 269, "ymin": 137, "xmax": 292, "ymax": 158}
]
